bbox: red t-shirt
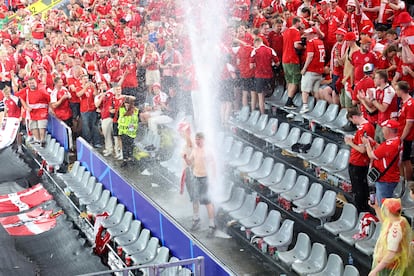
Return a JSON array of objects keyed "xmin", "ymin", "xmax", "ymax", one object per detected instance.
[
  {"xmin": 398, "ymin": 97, "xmax": 414, "ymax": 141},
  {"xmin": 106, "ymin": 57, "xmax": 122, "ymax": 83},
  {"xmin": 268, "ymin": 31, "xmax": 283, "ymax": 60},
  {"xmin": 3, "ymin": 95, "xmax": 21, "ymax": 118},
  {"xmin": 327, "ymin": 8, "xmax": 346, "ymax": 44},
  {"xmin": 305, "ymin": 38, "xmax": 325, "ymax": 74},
  {"xmin": 349, "ymin": 121, "xmax": 375, "ymax": 166},
  {"xmin": 23, "ymin": 88, "xmax": 50, "ymax": 121},
  {"xmin": 352, "ymin": 76, "xmax": 376, "ymax": 124},
  {"xmin": 375, "ymin": 85, "xmax": 397, "ymax": 124},
  {"xmin": 99, "ymin": 90, "xmax": 114, "ymax": 119},
  {"xmin": 50, "ymin": 87, "xmax": 72, "ymax": 121},
  {"xmin": 372, "ymin": 137, "xmax": 401, "ymax": 183},
  {"xmin": 98, "ymin": 28, "xmax": 115, "ymax": 47},
  {"xmin": 282, "ymin": 27, "xmax": 301, "ymax": 64},
  {"xmin": 121, "ymin": 63, "xmax": 138, "ymax": 88},
  {"xmin": 362, "ymin": 0, "xmax": 380, "ymax": 21},
  {"xmin": 32, "ymin": 22, "xmax": 44, "ymax": 40},
  {"xmin": 67, "ymin": 77, "xmax": 81, "ymax": 103},
  {"xmin": 250, "ymin": 44, "xmax": 279, "ymax": 79},
  {"xmin": 351, "ymin": 51, "xmax": 377, "ymax": 83},
  {"xmin": 78, "ymin": 86, "xmax": 96, "ymax": 113},
  {"xmin": 237, "ymin": 44, "xmax": 254, "ymax": 79}
]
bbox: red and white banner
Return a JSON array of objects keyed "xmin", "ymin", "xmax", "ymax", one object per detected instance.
[
  {"xmin": 0, "ymin": 184, "xmax": 53, "ymax": 213},
  {"xmin": 0, "ymin": 117, "xmax": 20, "ymax": 150}
]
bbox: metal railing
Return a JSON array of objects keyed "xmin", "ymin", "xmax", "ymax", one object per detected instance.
[{"xmin": 77, "ymin": 256, "xmax": 205, "ymax": 276}]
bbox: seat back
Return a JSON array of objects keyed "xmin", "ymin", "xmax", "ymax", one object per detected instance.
[
  {"xmin": 332, "ymin": 148, "xmax": 350, "ymax": 170},
  {"xmin": 55, "ymin": 146, "xmax": 65, "ymax": 164},
  {"xmin": 332, "ymin": 108, "xmax": 348, "ymax": 127},
  {"xmin": 314, "ymin": 143, "xmax": 338, "ymax": 163},
  {"xmin": 319, "ymin": 190, "xmax": 337, "ymax": 211},
  {"xmin": 227, "ymin": 141, "xmax": 243, "ymax": 161},
  {"xmin": 153, "ymin": 247, "xmax": 170, "ymax": 264},
  {"xmin": 294, "ymin": 175, "xmax": 309, "ymax": 192},
  {"xmin": 292, "ymin": 93, "xmax": 303, "ymax": 107},
  {"xmin": 278, "ymin": 169, "xmax": 297, "ymax": 188},
  {"xmin": 299, "ymin": 183, "xmax": 323, "ymax": 205},
  {"xmin": 221, "ymin": 187, "xmax": 246, "ymax": 212},
  {"xmin": 341, "ymin": 203, "xmax": 358, "ymax": 228},
  {"xmin": 323, "ymin": 254, "xmax": 344, "ymax": 275},
  {"xmin": 45, "ymin": 139, "xmax": 57, "ymax": 153},
  {"xmin": 262, "ymin": 210, "xmax": 281, "ymax": 232},
  {"xmin": 236, "ymin": 106, "xmax": 250, "ymax": 122},
  {"xmin": 276, "ymin": 219, "xmax": 295, "ymax": 250},
  {"xmin": 230, "ymin": 194, "xmax": 256, "ymax": 218},
  {"xmin": 69, "ymin": 161, "xmax": 80, "ymax": 177},
  {"xmin": 268, "ymin": 163, "xmax": 286, "ymax": 183},
  {"xmin": 92, "ymin": 189, "xmax": 110, "ymax": 208},
  {"xmin": 114, "ymin": 220, "xmax": 142, "ymax": 246},
  {"xmin": 306, "ymin": 137, "xmax": 325, "ymax": 158},
  {"xmin": 254, "ymin": 114, "xmax": 269, "ymax": 132},
  {"xmin": 283, "ymin": 127, "xmax": 301, "ymax": 146},
  {"xmin": 262, "ymin": 118, "xmax": 278, "ymax": 137},
  {"xmin": 233, "ymin": 146, "xmax": 254, "ymax": 166},
  {"xmin": 273, "ymin": 122, "xmax": 290, "ymax": 141},
  {"xmin": 102, "ymin": 204, "xmax": 125, "ymax": 227},
  {"xmin": 222, "ymin": 136, "xmax": 234, "ymax": 154},
  {"xmin": 297, "ymin": 132, "xmax": 312, "ymax": 146},
  {"xmin": 251, "ymin": 202, "xmax": 269, "ymax": 223},
  {"xmin": 320, "ymin": 104, "xmax": 339, "ymax": 122},
  {"xmin": 307, "ymin": 100, "xmax": 327, "ymax": 118},
  {"xmin": 292, "ymin": 232, "xmax": 311, "ymax": 259},
  {"xmin": 246, "ymin": 110, "xmax": 260, "ymax": 127},
  {"xmin": 243, "ymin": 151, "xmax": 264, "ymax": 170},
  {"xmin": 343, "ymin": 265, "xmax": 360, "ymax": 276},
  {"xmin": 101, "ymin": 196, "xmax": 118, "ymax": 215},
  {"xmin": 402, "ymin": 182, "xmax": 414, "ymax": 209},
  {"xmin": 74, "ymin": 166, "xmax": 86, "ymax": 182},
  {"xmin": 308, "ymin": 243, "xmax": 327, "ymax": 268},
  {"xmin": 256, "ymin": 157, "xmax": 274, "ymax": 177}
]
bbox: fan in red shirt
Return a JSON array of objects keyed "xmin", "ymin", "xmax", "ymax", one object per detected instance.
[
  {"xmin": 98, "ymin": 21, "xmax": 115, "ymax": 47},
  {"xmin": 250, "ymin": 37, "xmax": 280, "ymax": 114},
  {"xmin": 106, "ymin": 48, "xmax": 122, "ymax": 84},
  {"xmin": 351, "ymin": 36, "xmax": 377, "ymax": 84},
  {"xmin": 236, "ymin": 40, "xmax": 255, "ymax": 110},
  {"xmin": 120, "ymin": 53, "xmax": 140, "ymax": 104},
  {"xmin": 50, "ymin": 77, "xmax": 72, "ymax": 126},
  {"xmin": 231, "ymin": 0, "xmax": 250, "ymax": 23},
  {"xmin": 31, "ymin": 15, "xmax": 45, "ymax": 49},
  {"xmin": 326, "ymin": 0, "xmax": 345, "ymax": 56},
  {"xmin": 2, "ymin": 86, "xmax": 21, "ymax": 119},
  {"xmin": 299, "ymin": 27, "xmax": 326, "ymax": 114},
  {"xmin": 354, "ymin": 64, "xmax": 377, "ymax": 125},
  {"xmin": 395, "ymin": 81, "xmax": 414, "ymax": 181},
  {"xmin": 251, "ymin": 6, "xmax": 267, "ymax": 29}
]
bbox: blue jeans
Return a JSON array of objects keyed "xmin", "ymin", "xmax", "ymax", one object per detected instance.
[
  {"xmin": 80, "ymin": 111, "xmax": 101, "ymax": 146},
  {"xmin": 375, "ymin": 181, "xmax": 398, "ymax": 206}
]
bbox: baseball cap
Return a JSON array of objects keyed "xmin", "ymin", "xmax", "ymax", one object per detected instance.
[
  {"xmin": 304, "ymin": 27, "xmax": 317, "ymax": 34},
  {"xmin": 347, "ymin": 0, "xmax": 356, "ymax": 6},
  {"xmin": 360, "ymin": 36, "xmax": 372, "ymax": 44},
  {"xmin": 382, "ymin": 198, "xmax": 401, "ymax": 215},
  {"xmin": 360, "ymin": 25, "xmax": 373, "ymax": 36},
  {"xmin": 395, "ymin": 12, "xmax": 412, "ymax": 25},
  {"xmin": 380, "ymin": 119, "xmax": 399, "ymax": 129},
  {"xmin": 363, "ymin": 63, "xmax": 374, "ymax": 73},
  {"xmin": 334, "ymin": 28, "xmax": 347, "ymax": 36},
  {"xmin": 344, "ymin": 32, "xmax": 356, "ymax": 41},
  {"xmin": 152, "ymin": 83, "xmax": 161, "ymax": 89}
]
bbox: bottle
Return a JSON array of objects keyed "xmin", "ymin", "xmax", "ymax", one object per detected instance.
[{"xmin": 348, "ymin": 253, "xmax": 354, "ymax": 265}]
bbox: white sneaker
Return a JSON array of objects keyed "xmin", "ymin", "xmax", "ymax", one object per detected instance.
[
  {"xmin": 299, "ymin": 105, "xmax": 310, "ymax": 114},
  {"xmin": 103, "ymin": 151, "xmax": 112, "ymax": 157},
  {"xmin": 117, "ymin": 155, "xmax": 124, "ymax": 160}
]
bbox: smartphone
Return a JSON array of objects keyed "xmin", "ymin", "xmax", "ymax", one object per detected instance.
[{"xmin": 369, "ymin": 193, "xmax": 376, "ymax": 205}]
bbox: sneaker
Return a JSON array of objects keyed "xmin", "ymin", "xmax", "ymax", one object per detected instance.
[
  {"xmin": 16, "ymin": 147, "xmax": 24, "ymax": 155},
  {"xmin": 190, "ymin": 218, "xmax": 200, "ymax": 231},
  {"xmin": 284, "ymin": 103, "xmax": 297, "ymax": 110},
  {"xmin": 207, "ymin": 226, "xmax": 216, "ymax": 238},
  {"xmin": 94, "ymin": 144, "xmax": 103, "ymax": 149},
  {"xmin": 299, "ymin": 105, "xmax": 310, "ymax": 114},
  {"xmin": 120, "ymin": 161, "xmax": 129, "ymax": 168},
  {"xmin": 103, "ymin": 151, "xmax": 112, "ymax": 157},
  {"xmin": 117, "ymin": 155, "xmax": 124, "ymax": 161}
]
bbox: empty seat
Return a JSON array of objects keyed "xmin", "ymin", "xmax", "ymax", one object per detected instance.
[
  {"xmin": 325, "ymin": 108, "xmax": 348, "ymax": 131},
  {"xmin": 228, "ymin": 146, "xmax": 253, "ymax": 168},
  {"xmin": 93, "ymin": 195, "xmax": 117, "ymax": 216},
  {"xmin": 302, "ymin": 100, "xmax": 328, "ymax": 121},
  {"xmin": 308, "ymin": 253, "xmax": 344, "ymax": 276},
  {"xmin": 308, "ymin": 143, "xmax": 338, "ymax": 168},
  {"xmin": 220, "ymin": 136, "xmax": 234, "ymax": 155},
  {"xmin": 266, "ymin": 89, "xmax": 288, "ymax": 107},
  {"xmin": 297, "ymin": 137, "xmax": 325, "ymax": 161},
  {"xmin": 251, "ymin": 210, "xmax": 281, "ymax": 237},
  {"xmin": 264, "ymin": 122, "xmax": 290, "ymax": 145},
  {"xmin": 324, "ymin": 203, "xmax": 358, "ymax": 235},
  {"xmin": 321, "ymin": 148, "xmax": 350, "ymax": 173},
  {"xmin": 291, "ymin": 242, "xmax": 327, "ymax": 275},
  {"xmin": 58, "ymin": 161, "xmax": 80, "ymax": 182},
  {"xmin": 114, "ymin": 220, "xmax": 142, "ymax": 246},
  {"xmin": 229, "ymin": 106, "xmax": 250, "ymax": 125},
  {"xmin": 258, "ymin": 163, "xmax": 285, "ymax": 187},
  {"xmin": 290, "ymin": 96, "xmax": 316, "ymax": 115},
  {"xmin": 145, "ymin": 246, "xmax": 170, "ymax": 266},
  {"xmin": 248, "ymin": 157, "xmax": 274, "ymax": 181},
  {"xmin": 355, "ymin": 222, "xmax": 381, "ymax": 256},
  {"xmin": 36, "ymin": 138, "xmax": 56, "ymax": 159},
  {"xmin": 293, "ymin": 183, "xmax": 323, "ymax": 211},
  {"xmin": 401, "ymin": 184, "xmax": 414, "ymax": 211},
  {"xmin": 237, "ymin": 151, "xmax": 263, "ymax": 174},
  {"xmin": 123, "ymin": 228, "xmax": 151, "ymax": 255},
  {"xmin": 73, "ymin": 176, "xmax": 97, "ymax": 197},
  {"xmin": 67, "ymin": 170, "xmax": 91, "ymax": 191},
  {"xmin": 239, "ymin": 202, "xmax": 268, "ymax": 229},
  {"xmin": 228, "ymin": 194, "xmax": 256, "ymax": 221},
  {"xmin": 278, "ymin": 232, "xmax": 311, "ymax": 266},
  {"xmin": 238, "ymin": 110, "xmax": 260, "ymax": 130},
  {"xmin": 79, "ymin": 183, "xmax": 103, "ymax": 206},
  {"xmin": 269, "ymin": 171, "xmax": 302, "ymax": 195},
  {"xmin": 274, "ymin": 127, "xmax": 301, "ymax": 149},
  {"xmin": 46, "ymin": 146, "xmax": 65, "ymax": 169},
  {"xmin": 306, "ymin": 190, "xmax": 337, "ymax": 227},
  {"xmin": 313, "ymin": 104, "xmax": 339, "ymax": 125},
  {"xmin": 86, "ymin": 191, "xmax": 111, "ymax": 215},
  {"xmin": 101, "ymin": 204, "xmax": 125, "ymax": 228},
  {"xmin": 338, "ymin": 212, "xmax": 369, "ymax": 246},
  {"xmin": 343, "ymin": 265, "xmax": 360, "ymax": 276},
  {"xmin": 220, "ymin": 187, "xmax": 246, "ymax": 213},
  {"xmin": 107, "ymin": 211, "xmax": 133, "ymax": 237},
  {"xmin": 284, "ymin": 132, "xmax": 313, "ymax": 154},
  {"xmin": 160, "ymin": 256, "xmax": 180, "ymax": 276},
  {"xmin": 255, "ymin": 118, "xmax": 278, "ymax": 139},
  {"xmin": 224, "ymin": 141, "xmax": 243, "ymax": 164},
  {"xmin": 280, "ymin": 180, "xmax": 311, "ymax": 202},
  {"xmin": 263, "ymin": 219, "xmax": 294, "ymax": 252},
  {"xmin": 215, "ymin": 182, "xmax": 234, "ymax": 204},
  {"xmin": 246, "ymin": 114, "xmax": 268, "ymax": 134},
  {"xmin": 130, "ymin": 237, "xmax": 159, "ymax": 265}
]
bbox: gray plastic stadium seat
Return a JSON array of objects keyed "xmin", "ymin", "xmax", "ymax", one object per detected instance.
[
  {"xmin": 237, "ymin": 151, "xmax": 263, "ymax": 174},
  {"xmin": 402, "ymin": 184, "xmax": 414, "ymax": 211},
  {"xmin": 239, "ymin": 110, "xmax": 260, "ymax": 130},
  {"xmin": 130, "ymin": 237, "xmax": 159, "ymax": 265},
  {"xmin": 68, "ymin": 171, "xmax": 92, "ymax": 191},
  {"xmin": 258, "ymin": 163, "xmax": 285, "ymax": 187},
  {"xmin": 302, "ymin": 100, "xmax": 327, "ymax": 121},
  {"xmin": 324, "ymin": 203, "xmax": 358, "ymax": 235},
  {"xmin": 403, "ymin": 208, "xmax": 414, "ymax": 226},
  {"xmin": 36, "ymin": 138, "xmax": 56, "ymax": 158},
  {"xmin": 306, "ymin": 190, "xmax": 337, "ymax": 227},
  {"xmin": 297, "ymin": 137, "xmax": 325, "ymax": 161},
  {"xmin": 313, "ymin": 104, "xmax": 339, "ymax": 125},
  {"xmin": 251, "ymin": 210, "xmax": 281, "ymax": 237},
  {"xmin": 40, "ymin": 142, "xmax": 59, "ymax": 161},
  {"xmin": 263, "ymin": 219, "xmax": 294, "ymax": 252},
  {"xmin": 336, "ymin": 168, "xmax": 351, "ymax": 182},
  {"xmin": 255, "ymin": 118, "xmax": 278, "ymax": 139},
  {"xmin": 47, "ymin": 146, "xmax": 65, "ymax": 168},
  {"xmin": 107, "ymin": 211, "xmax": 133, "ymax": 237},
  {"xmin": 33, "ymin": 134, "xmax": 51, "ymax": 152},
  {"xmin": 160, "ymin": 256, "xmax": 180, "ymax": 276},
  {"xmin": 59, "ymin": 161, "xmax": 80, "ymax": 182},
  {"xmin": 246, "ymin": 114, "xmax": 268, "ymax": 134},
  {"xmin": 228, "ymin": 194, "xmax": 256, "ymax": 221},
  {"xmin": 293, "ymin": 183, "xmax": 323, "ymax": 210},
  {"xmin": 278, "ymin": 232, "xmax": 311, "ymax": 266},
  {"xmin": 101, "ymin": 204, "xmax": 125, "ymax": 228},
  {"xmin": 229, "ymin": 106, "xmax": 250, "ymax": 125},
  {"xmin": 178, "ymin": 268, "xmax": 192, "ymax": 276},
  {"xmin": 145, "ymin": 246, "xmax": 170, "ymax": 265},
  {"xmin": 355, "ymin": 222, "xmax": 381, "ymax": 256},
  {"xmin": 216, "ymin": 182, "xmax": 234, "ymax": 204},
  {"xmin": 308, "ymin": 143, "xmax": 338, "ymax": 168},
  {"xmin": 343, "ymin": 265, "xmax": 360, "ymax": 276},
  {"xmin": 264, "ymin": 122, "xmax": 290, "ymax": 145},
  {"xmin": 123, "ymin": 228, "xmax": 151, "ymax": 255},
  {"xmin": 228, "ymin": 146, "xmax": 254, "ymax": 168},
  {"xmin": 266, "ymin": 89, "xmax": 288, "ymax": 107},
  {"xmin": 63, "ymin": 166, "xmax": 85, "ymax": 187},
  {"xmin": 220, "ymin": 187, "xmax": 246, "ymax": 213},
  {"xmin": 308, "ymin": 253, "xmax": 344, "ymax": 276},
  {"xmin": 291, "ymin": 96, "xmax": 316, "ymax": 115},
  {"xmin": 73, "ymin": 176, "xmax": 97, "ymax": 197},
  {"xmin": 224, "ymin": 141, "xmax": 243, "ymax": 164},
  {"xmin": 291, "ymin": 243, "xmax": 327, "ymax": 275},
  {"xmin": 269, "ymin": 171, "xmax": 303, "ymax": 195},
  {"xmin": 79, "ymin": 183, "xmax": 103, "ymax": 206},
  {"xmin": 86, "ymin": 191, "xmax": 111, "ymax": 215},
  {"xmin": 248, "ymin": 157, "xmax": 274, "ymax": 181},
  {"xmin": 280, "ymin": 179, "xmax": 311, "ymax": 202},
  {"xmin": 284, "ymin": 132, "xmax": 313, "ymax": 154},
  {"xmin": 92, "ymin": 195, "xmax": 117, "ymax": 216},
  {"xmin": 325, "ymin": 108, "xmax": 348, "ymax": 131},
  {"xmin": 322, "ymin": 148, "xmax": 350, "ymax": 173},
  {"xmin": 338, "ymin": 212, "xmax": 369, "ymax": 246},
  {"xmin": 274, "ymin": 127, "xmax": 301, "ymax": 149},
  {"xmin": 239, "ymin": 202, "xmax": 268, "ymax": 229},
  {"xmin": 114, "ymin": 220, "xmax": 142, "ymax": 246},
  {"xmin": 220, "ymin": 136, "xmax": 234, "ymax": 155}
]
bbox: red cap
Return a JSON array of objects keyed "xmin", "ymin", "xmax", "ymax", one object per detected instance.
[
  {"xmin": 304, "ymin": 27, "xmax": 318, "ymax": 34},
  {"xmin": 395, "ymin": 12, "xmax": 412, "ymax": 25},
  {"xmin": 360, "ymin": 25, "xmax": 373, "ymax": 36},
  {"xmin": 381, "ymin": 198, "xmax": 401, "ymax": 215},
  {"xmin": 344, "ymin": 32, "xmax": 356, "ymax": 41},
  {"xmin": 334, "ymin": 28, "xmax": 347, "ymax": 36},
  {"xmin": 152, "ymin": 83, "xmax": 161, "ymax": 89},
  {"xmin": 380, "ymin": 119, "xmax": 399, "ymax": 129},
  {"xmin": 87, "ymin": 64, "xmax": 96, "ymax": 71}
]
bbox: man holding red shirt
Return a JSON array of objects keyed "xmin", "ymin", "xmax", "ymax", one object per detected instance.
[
  {"xmin": 345, "ymin": 109, "xmax": 375, "ymax": 212},
  {"xmin": 300, "ymin": 27, "xmax": 325, "ymax": 114},
  {"xmin": 395, "ymin": 81, "xmax": 414, "ymax": 181}
]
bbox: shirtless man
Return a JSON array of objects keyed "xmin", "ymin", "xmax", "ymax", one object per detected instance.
[{"xmin": 183, "ymin": 132, "xmax": 216, "ymax": 238}]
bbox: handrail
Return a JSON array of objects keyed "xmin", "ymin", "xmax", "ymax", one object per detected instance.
[{"xmin": 76, "ymin": 256, "xmax": 205, "ymax": 276}]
